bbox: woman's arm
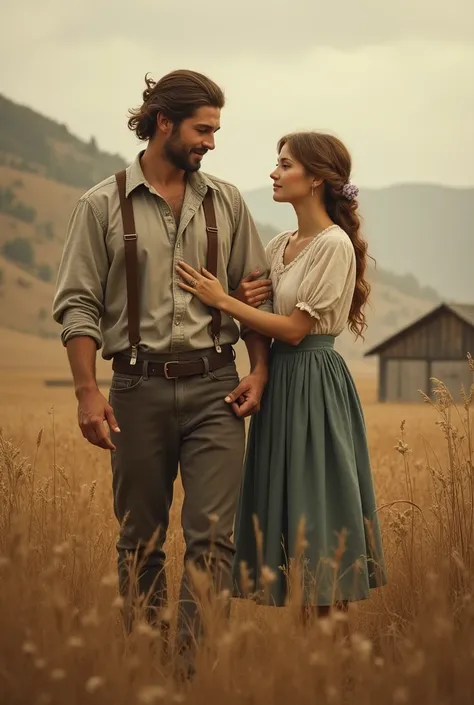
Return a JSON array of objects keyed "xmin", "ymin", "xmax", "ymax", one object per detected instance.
[
  {"xmin": 177, "ymin": 233, "xmax": 354, "ymax": 347},
  {"xmin": 222, "ymin": 298, "xmax": 314, "ymax": 345},
  {"xmin": 176, "ymin": 261, "xmax": 314, "ymax": 346}
]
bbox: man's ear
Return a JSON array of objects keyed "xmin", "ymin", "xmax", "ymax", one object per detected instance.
[{"xmin": 156, "ymin": 112, "xmax": 173, "ymax": 136}]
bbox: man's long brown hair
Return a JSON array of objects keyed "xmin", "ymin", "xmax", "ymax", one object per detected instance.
[
  {"xmin": 278, "ymin": 131, "xmax": 372, "ymax": 340},
  {"xmin": 127, "ymin": 70, "xmax": 225, "ymax": 141}
]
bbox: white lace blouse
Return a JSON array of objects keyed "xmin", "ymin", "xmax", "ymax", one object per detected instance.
[{"xmin": 266, "ymin": 224, "xmax": 356, "ymax": 337}]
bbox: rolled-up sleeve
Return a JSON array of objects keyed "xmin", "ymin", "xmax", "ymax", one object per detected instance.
[
  {"xmin": 226, "ymin": 188, "xmax": 273, "ymax": 339},
  {"xmin": 52, "ymin": 197, "xmax": 109, "ymax": 349}
]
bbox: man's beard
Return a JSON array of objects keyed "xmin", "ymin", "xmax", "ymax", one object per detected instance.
[{"xmin": 164, "ymin": 131, "xmax": 205, "ymax": 173}]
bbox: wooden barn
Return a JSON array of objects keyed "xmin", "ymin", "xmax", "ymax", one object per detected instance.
[{"xmin": 364, "ymin": 303, "xmax": 474, "ymax": 403}]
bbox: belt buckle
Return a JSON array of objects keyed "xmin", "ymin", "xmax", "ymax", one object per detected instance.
[{"xmin": 163, "ymin": 361, "xmax": 179, "ymax": 379}]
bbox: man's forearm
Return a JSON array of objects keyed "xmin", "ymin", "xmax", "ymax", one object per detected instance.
[
  {"xmin": 66, "ymin": 336, "xmax": 99, "ymax": 398},
  {"xmin": 243, "ymin": 330, "xmax": 270, "ymax": 381}
]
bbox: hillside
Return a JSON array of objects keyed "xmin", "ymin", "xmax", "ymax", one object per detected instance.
[
  {"xmin": 0, "ymin": 93, "xmax": 447, "ymax": 360},
  {"xmin": 0, "ymin": 94, "xmax": 126, "ymax": 189},
  {"xmin": 242, "ymin": 184, "xmax": 474, "ymax": 304}
]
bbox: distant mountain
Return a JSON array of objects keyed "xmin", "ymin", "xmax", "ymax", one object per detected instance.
[
  {"xmin": 242, "ymin": 184, "xmax": 473, "ymax": 304},
  {"xmin": 0, "ymin": 93, "xmax": 446, "ymax": 360}
]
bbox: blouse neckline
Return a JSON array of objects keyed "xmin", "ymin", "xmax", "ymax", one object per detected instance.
[{"xmin": 278, "ymin": 224, "xmax": 340, "ymax": 273}]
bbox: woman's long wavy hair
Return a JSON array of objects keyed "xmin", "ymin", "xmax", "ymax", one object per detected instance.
[{"xmin": 277, "ymin": 131, "xmax": 373, "ymax": 340}]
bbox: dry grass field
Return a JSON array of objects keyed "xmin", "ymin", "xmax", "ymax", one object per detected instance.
[{"xmin": 1, "ymin": 329, "xmax": 473, "ymax": 704}]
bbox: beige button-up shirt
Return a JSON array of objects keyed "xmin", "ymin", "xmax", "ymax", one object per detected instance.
[{"xmin": 52, "ymin": 152, "xmax": 272, "ymax": 359}]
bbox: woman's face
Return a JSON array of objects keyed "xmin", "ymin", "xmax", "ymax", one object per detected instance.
[{"xmin": 270, "ymin": 143, "xmax": 314, "ymax": 204}]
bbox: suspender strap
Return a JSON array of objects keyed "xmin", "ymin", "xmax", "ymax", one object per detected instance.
[
  {"xmin": 115, "ymin": 171, "xmax": 222, "ymax": 362},
  {"xmin": 115, "ymin": 170, "xmax": 140, "ymax": 364},
  {"xmin": 202, "ymin": 189, "xmax": 222, "ymax": 352}
]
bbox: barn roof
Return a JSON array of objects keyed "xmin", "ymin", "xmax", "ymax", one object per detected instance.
[
  {"xmin": 364, "ymin": 302, "xmax": 474, "ymax": 356},
  {"xmin": 449, "ymin": 304, "xmax": 474, "ymax": 328}
]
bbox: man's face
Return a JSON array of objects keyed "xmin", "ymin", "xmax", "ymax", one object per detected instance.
[{"xmin": 163, "ymin": 106, "xmax": 221, "ymax": 172}]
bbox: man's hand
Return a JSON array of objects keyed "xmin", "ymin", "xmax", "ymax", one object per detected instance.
[
  {"xmin": 232, "ymin": 269, "xmax": 272, "ymax": 308},
  {"xmin": 224, "ymin": 372, "xmax": 267, "ymax": 418},
  {"xmin": 77, "ymin": 387, "xmax": 120, "ymax": 451}
]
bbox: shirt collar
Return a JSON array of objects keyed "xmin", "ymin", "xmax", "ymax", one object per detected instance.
[{"xmin": 125, "ymin": 150, "xmax": 218, "ymax": 197}]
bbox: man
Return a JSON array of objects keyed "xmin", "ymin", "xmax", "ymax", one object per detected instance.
[{"xmin": 52, "ymin": 69, "xmax": 272, "ymax": 670}]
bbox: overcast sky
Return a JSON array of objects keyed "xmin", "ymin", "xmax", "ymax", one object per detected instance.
[{"xmin": 2, "ymin": 0, "xmax": 473, "ymax": 191}]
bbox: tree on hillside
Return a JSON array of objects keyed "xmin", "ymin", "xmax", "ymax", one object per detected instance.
[
  {"xmin": 87, "ymin": 136, "xmax": 99, "ymax": 154},
  {"xmin": 0, "ymin": 187, "xmax": 36, "ymax": 222},
  {"xmin": 36, "ymin": 221, "xmax": 55, "ymax": 240},
  {"xmin": 0, "ymin": 187, "xmax": 14, "ymax": 210},
  {"xmin": 2, "ymin": 237, "xmax": 35, "ymax": 267},
  {"xmin": 37, "ymin": 263, "xmax": 53, "ymax": 282}
]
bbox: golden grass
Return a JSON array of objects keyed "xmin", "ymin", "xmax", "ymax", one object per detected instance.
[{"xmin": 0, "ymin": 356, "xmax": 473, "ymax": 704}]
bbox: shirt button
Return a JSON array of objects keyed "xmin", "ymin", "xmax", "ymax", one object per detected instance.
[{"xmin": 175, "ymin": 320, "xmax": 180, "ymax": 326}]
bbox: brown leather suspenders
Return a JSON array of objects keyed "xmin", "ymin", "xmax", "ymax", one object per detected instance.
[
  {"xmin": 115, "ymin": 170, "xmax": 141, "ymax": 364},
  {"xmin": 201, "ymin": 190, "xmax": 222, "ymax": 353},
  {"xmin": 114, "ymin": 170, "xmax": 221, "ymax": 365}
]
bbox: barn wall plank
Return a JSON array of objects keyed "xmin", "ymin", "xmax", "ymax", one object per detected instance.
[{"xmin": 380, "ymin": 311, "xmax": 473, "ymax": 360}]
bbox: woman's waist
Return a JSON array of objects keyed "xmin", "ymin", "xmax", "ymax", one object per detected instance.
[{"xmin": 271, "ymin": 334, "xmax": 336, "ymax": 355}]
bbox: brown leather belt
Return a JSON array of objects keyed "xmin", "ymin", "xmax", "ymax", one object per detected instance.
[{"xmin": 112, "ymin": 344, "xmax": 235, "ymax": 379}]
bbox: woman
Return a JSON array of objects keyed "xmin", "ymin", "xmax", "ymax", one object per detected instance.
[{"xmin": 176, "ymin": 131, "xmax": 386, "ymax": 618}]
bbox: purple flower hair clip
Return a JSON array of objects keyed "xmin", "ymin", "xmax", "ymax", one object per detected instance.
[{"xmin": 342, "ymin": 182, "xmax": 359, "ymax": 201}]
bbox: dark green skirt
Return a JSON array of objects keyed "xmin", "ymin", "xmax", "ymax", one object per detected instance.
[{"xmin": 232, "ymin": 335, "xmax": 387, "ymax": 607}]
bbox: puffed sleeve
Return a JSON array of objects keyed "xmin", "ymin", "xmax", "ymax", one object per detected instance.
[{"xmin": 295, "ymin": 234, "xmax": 355, "ymax": 319}]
